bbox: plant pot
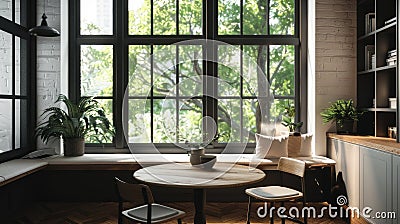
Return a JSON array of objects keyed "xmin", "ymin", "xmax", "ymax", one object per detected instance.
[
  {"xmin": 64, "ymin": 138, "xmax": 85, "ymax": 156},
  {"xmin": 336, "ymin": 120, "xmax": 354, "ymax": 134}
]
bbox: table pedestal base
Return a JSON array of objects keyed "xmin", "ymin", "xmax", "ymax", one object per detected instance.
[{"xmin": 193, "ymin": 189, "xmax": 206, "ymax": 224}]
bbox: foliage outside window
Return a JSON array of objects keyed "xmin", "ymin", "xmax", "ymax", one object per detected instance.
[{"xmin": 73, "ymin": 0, "xmax": 303, "ymax": 148}]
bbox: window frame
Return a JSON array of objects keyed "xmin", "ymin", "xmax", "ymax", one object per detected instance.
[
  {"xmin": 69, "ymin": 0, "xmax": 307, "ymax": 152},
  {"xmin": 0, "ymin": 0, "xmax": 37, "ymax": 163}
]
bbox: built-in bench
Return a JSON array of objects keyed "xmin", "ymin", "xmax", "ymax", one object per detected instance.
[
  {"xmin": 0, "ymin": 154, "xmax": 336, "ymax": 222},
  {"xmin": 0, "ymin": 159, "xmax": 47, "ymax": 187}
]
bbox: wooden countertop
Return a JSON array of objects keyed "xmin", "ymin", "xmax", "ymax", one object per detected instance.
[{"xmin": 327, "ymin": 133, "xmax": 400, "ymax": 155}]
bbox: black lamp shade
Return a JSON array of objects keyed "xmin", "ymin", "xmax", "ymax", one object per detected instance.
[{"xmin": 29, "ymin": 13, "xmax": 60, "ymax": 37}]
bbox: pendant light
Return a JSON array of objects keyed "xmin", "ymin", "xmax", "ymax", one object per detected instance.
[{"xmin": 29, "ymin": 0, "xmax": 60, "ymax": 37}]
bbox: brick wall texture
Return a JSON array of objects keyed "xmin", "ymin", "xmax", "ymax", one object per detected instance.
[
  {"xmin": 315, "ymin": 0, "xmax": 357, "ymax": 154},
  {"xmin": 36, "ymin": 0, "xmax": 61, "ymax": 149}
]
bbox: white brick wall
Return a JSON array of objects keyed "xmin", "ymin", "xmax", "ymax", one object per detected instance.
[
  {"xmin": 314, "ymin": 0, "xmax": 357, "ymax": 155},
  {"xmin": 36, "ymin": 0, "xmax": 61, "ymax": 150}
]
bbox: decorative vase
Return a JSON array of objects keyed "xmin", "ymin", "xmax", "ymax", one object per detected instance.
[
  {"xmin": 189, "ymin": 148, "xmax": 205, "ymax": 165},
  {"xmin": 336, "ymin": 120, "xmax": 354, "ymax": 134},
  {"xmin": 64, "ymin": 138, "xmax": 85, "ymax": 156}
]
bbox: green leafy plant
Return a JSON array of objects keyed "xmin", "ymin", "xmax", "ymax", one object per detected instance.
[
  {"xmin": 320, "ymin": 99, "xmax": 361, "ymax": 125},
  {"xmin": 36, "ymin": 94, "xmax": 114, "ymax": 143},
  {"xmin": 281, "ymin": 102, "xmax": 303, "ymax": 132}
]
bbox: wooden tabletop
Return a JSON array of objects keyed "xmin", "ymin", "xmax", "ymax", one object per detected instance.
[{"xmin": 134, "ymin": 163, "xmax": 266, "ymax": 189}]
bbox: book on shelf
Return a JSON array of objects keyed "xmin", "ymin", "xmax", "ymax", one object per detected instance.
[
  {"xmin": 384, "ymin": 17, "xmax": 396, "ymax": 25},
  {"xmin": 365, "ymin": 13, "xmax": 375, "ymax": 34},
  {"xmin": 365, "ymin": 45, "xmax": 375, "ymax": 70},
  {"xmin": 386, "ymin": 49, "xmax": 397, "ymax": 66}
]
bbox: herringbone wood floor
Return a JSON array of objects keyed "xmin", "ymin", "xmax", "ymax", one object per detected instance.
[{"xmin": 10, "ymin": 202, "xmax": 367, "ymax": 224}]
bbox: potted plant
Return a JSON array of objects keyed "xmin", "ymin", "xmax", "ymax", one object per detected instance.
[
  {"xmin": 36, "ymin": 94, "xmax": 114, "ymax": 156},
  {"xmin": 281, "ymin": 102, "xmax": 303, "ymax": 136},
  {"xmin": 320, "ymin": 99, "xmax": 361, "ymax": 134}
]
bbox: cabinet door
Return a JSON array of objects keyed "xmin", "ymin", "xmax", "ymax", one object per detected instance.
[
  {"xmin": 360, "ymin": 146, "xmax": 393, "ymax": 224},
  {"xmin": 393, "ymin": 155, "xmax": 400, "ymax": 224},
  {"xmin": 328, "ymin": 139, "xmax": 360, "ymax": 208}
]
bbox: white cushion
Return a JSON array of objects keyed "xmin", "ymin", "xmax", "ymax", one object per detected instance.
[
  {"xmin": 288, "ymin": 133, "xmax": 313, "ymax": 157},
  {"xmin": 255, "ymin": 134, "xmax": 288, "ymax": 159},
  {"xmin": 246, "ymin": 186, "xmax": 301, "ymax": 199},
  {"xmin": 124, "ymin": 203, "xmax": 180, "ymax": 222}
]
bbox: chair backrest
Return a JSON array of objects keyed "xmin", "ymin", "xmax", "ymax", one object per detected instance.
[
  {"xmin": 277, "ymin": 157, "xmax": 306, "ymax": 178},
  {"xmin": 114, "ymin": 177, "xmax": 154, "ymax": 207}
]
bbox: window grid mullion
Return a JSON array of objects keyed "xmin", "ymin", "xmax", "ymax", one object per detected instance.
[
  {"xmin": 150, "ymin": 45, "xmax": 154, "ymax": 142},
  {"xmin": 176, "ymin": 45, "xmax": 180, "ymax": 143},
  {"xmin": 12, "ymin": 34, "xmax": 15, "ymax": 151}
]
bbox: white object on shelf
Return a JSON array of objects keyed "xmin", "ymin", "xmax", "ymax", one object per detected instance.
[{"xmin": 389, "ymin": 98, "xmax": 397, "ymax": 109}]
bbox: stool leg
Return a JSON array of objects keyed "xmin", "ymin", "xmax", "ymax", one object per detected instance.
[
  {"xmin": 177, "ymin": 219, "xmax": 182, "ymax": 224},
  {"xmin": 246, "ymin": 197, "xmax": 252, "ymax": 224}
]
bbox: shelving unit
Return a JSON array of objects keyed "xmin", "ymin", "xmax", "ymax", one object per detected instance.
[{"xmin": 357, "ymin": 0, "xmax": 399, "ymax": 140}]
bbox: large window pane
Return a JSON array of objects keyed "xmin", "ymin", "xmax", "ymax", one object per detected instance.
[
  {"xmin": 15, "ymin": 0, "xmax": 20, "ymax": 24},
  {"xmin": 85, "ymin": 99, "xmax": 113, "ymax": 143},
  {"xmin": 0, "ymin": 30, "xmax": 12, "ymax": 95},
  {"xmin": 179, "ymin": 0, "xmax": 202, "ymax": 35},
  {"xmin": 269, "ymin": 0, "xmax": 295, "ymax": 35},
  {"xmin": 178, "ymin": 45, "xmax": 202, "ymax": 96},
  {"xmin": 178, "ymin": 98, "xmax": 202, "ymax": 143},
  {"xmin": 218, "ymin": 99, "xmax": 241, "ymax": 142},
  {"xmin": 129, "ymin": 45, "xmax": 151, "ymax": 96},
  {"xmin": 154, "ymin": 0, "xmax": 176, "ymax": 35},
  {"xmin": 153, "ymin": 45, "xmax": 176, "ymax": 96},
  {"xmin": 218, "ymin": 45, "xmax": 241, "ymax": 96},
  {"xmin": 0, "ymin": 0, "xmax": 12, "ymax": 21},
  {"xmin": 0, "ymin": 99, "xmax": 12, "ymax": 153},
  {"xmin": 80, "ymin": 45, "xmax": 113, "ymax": 96},
  {"xmin": 269, "ymin": 45, "xmax": 295, "ymax": 96},
  {"xmin": 80, "ymin": 0, "xmax": 113, "ymax": 35},
  {"xmin": 16, "ymin": 38, "xmax": 27, "ymax": 96},
  {"xmin": 128, "ymin": 0, "xmax": 151, "ymax": 35},
  {"xmin": 15, "ymin": 99, "xmax": 28, "ymax": 149},
  {"xmin": 243, "ymin": 0, "xmax": 267, "ymax": 35},
  {"xmin": 218, "ymin": 0, "xmax": 240, "ymax": 35},
  {"xmin": 242, "ymin": 45, "xmax": 268, "ymax": 96},
  {"xmin": 153, "ymin": 99, "xmax": 176, "ymax": 143},
  {"xmin": 243, "ymin": 99, "xmax": 258, "ymax": 142},
  {"xmin": 128, "ymin": 99, "xmax": 151, "ymax": 143}
]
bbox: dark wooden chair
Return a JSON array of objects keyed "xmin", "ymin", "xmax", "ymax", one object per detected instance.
[
  {"xmin": 245, "ymin": 157, "xmax": 307, "ymax": 224},
  {"xmin": 114, "ymin": 177, "xmax": 185, "ymax": 224}
]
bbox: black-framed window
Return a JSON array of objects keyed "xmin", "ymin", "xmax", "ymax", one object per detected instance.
[
  {"xmin": 69, "ymin": 0, "xmax": 307, "ymax": 149},
  {"xmin": 0, "ymin": 0, "xmax": 36, "ymax": 162}
]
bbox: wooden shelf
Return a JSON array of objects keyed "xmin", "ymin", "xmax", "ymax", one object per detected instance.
[
  {"xmin": 357, "ymin": 65, "xmax": 396, "ymax": 75},
  {"xmin": 360, "ymin": 108, "xmax": 397, "ymax": 112},
  {"xmin": 357, "ymin": 22, "xmax": 396, "ymax": 41}
]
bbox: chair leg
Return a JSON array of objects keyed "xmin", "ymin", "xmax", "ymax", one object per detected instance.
[
  {"xmin": 270, "ymin": 202, "xmax": 274, "ymax": 224},
  {"xmin": 177, "ymin": 218, "xmax": 182, "ymax": 224},
  {"xmin": 246, "ymin": 196, "xmax": 252, "ymax": 224},
  {"xmin": 303, "ymin": 200, "xmax": 307, "ymax": 224}
]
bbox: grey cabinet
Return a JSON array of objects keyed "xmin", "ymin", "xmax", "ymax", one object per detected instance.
[
  {"xmin": 327, "ymin": 139, "xmax": 360, "ymax": 208},
  {"xmin": 393, "ymin": 155, "xmax": 400, "ymax": 224},
  {"xmin": 360, "ymin": 146, "xmax": 393, "ymax": 224}
]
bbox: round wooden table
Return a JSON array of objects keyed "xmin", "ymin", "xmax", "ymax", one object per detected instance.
[{"xmin": 134, "ymin": 163, "xmax": 265, "ymax": 224}]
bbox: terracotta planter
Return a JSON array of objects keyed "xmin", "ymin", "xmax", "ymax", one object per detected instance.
[
  {"xmin": 64, "ymin": 138, "xmax": 85, "ymax": 156},
  {"xmin": 336, "ymin": 120, "xmax": 354, "ymax": 134}
]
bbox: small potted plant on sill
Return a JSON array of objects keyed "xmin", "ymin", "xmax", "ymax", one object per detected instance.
[
  {"xmin": 36, "ymin": 94, "xmax": 115, "ymax": 156},
  {"xmin": 281, "ymin": 102, "xmax": 303, "ymax": 136},
  {"xmin": 281, "ymin": 102, "xmax": 304, "ymax": 152},
  {"xmin": 320, "ymin": 99, "xmax": 361, "ymax": 134}
]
